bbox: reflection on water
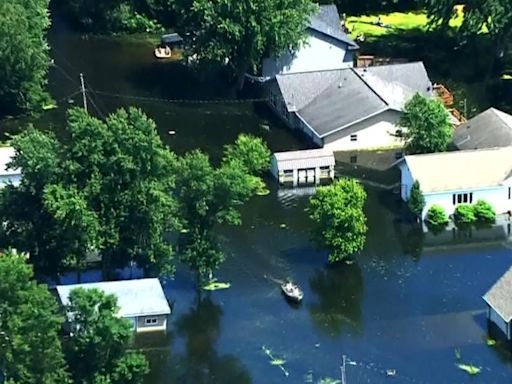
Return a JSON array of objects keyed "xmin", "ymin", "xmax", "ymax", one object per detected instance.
[{"xmin": 309, "ymin": 264, "xmax": 363, "ymax": 336}]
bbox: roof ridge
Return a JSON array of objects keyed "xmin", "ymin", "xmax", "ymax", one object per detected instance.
[
  {"xmin": 493, "ymin": 108, "xmax": 512, "ymax": 128},
  {"xmin": 351, "ymin": 67, "xmax": 390, "ymax": 107}
]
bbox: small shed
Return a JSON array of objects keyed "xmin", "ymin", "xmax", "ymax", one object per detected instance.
[
  {"xmin": 0, "ymin": 147, "xmax": 21, "ymax": 188},
  {"xmin": 271, "ymin": 148, "xmax": 335, "ymax": 187},
  {"xmin": 483, "ymin": 266, "xmax": 512, "ymax": 341},
  {"xmin": 161, "ymin": 33, "xmax": 183, "ymax": 48},
  {"xmin": 56, "ymin": 278, "xmax": 171, "ymax": 333}
]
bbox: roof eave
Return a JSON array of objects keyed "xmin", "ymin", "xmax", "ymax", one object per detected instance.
[{"xmin": 319, "ymin": 107, "xmax": 390, "ymax": 139}]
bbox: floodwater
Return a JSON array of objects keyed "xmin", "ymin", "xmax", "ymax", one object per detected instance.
[{"xmin": 4, "ymin": 21, "xmax": 512, "ymax": 383}]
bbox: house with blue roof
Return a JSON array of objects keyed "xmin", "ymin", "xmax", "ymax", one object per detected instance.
[{"xmin": 262, "ymin": 4, "xmax": 358, "ymax": 79}]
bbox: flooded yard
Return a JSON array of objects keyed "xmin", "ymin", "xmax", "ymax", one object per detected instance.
[{"xmin": 3, "ymin": 22, "xmax": 512, "ymax": 383}]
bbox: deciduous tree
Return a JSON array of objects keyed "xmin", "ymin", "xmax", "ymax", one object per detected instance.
[
  {"xmin": 0, "ymin": 107, "xmax": 178, "ymax": 273},
  {"xmin": 173, "ymin": 0, "xmax": 317, "ymax": 85},
  {"xmin": 64, "ymin": 288, "xmax": 148, "ymax": 384},
  {"xmin": 174, "ymin": 135, "xmax": 270, "ymax": 280},
  {"xmin": 0, "ymin": 249, "xmax": 70, "ymax": 384},
  {"xmin": 308, "ymin": 178, "xmax": 368, "ymax": 263},
  {"xmin": 400, "ymin": 93, "xmax": 452, "ymax": 154},
  {"xmin": 0, "ymin": 0, "xmax": 52, "ymax": 114}
]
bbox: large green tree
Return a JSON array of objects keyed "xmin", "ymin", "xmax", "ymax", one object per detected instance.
[
  {"xmin": 0, "ymin": 249, "xmax": 70, "ymax": 384},
  {"xmin": 64, "ymin": 288, "xmax": 148, "ymax": 384},
  {"xmin": 174, "ymin": 0, "xmax": 317, "ymax": 84},
  {"xmin": 426, "ymin": 1, "xmax": 512, "ymax": 63},
  {"xmin": 399, "ymin": 93, "xmax": 452, "ymax": 154},
  {"xmin": 0, "ymin": 0, "xmax": 52, "ymax": 115},
  {"xmin": 0, "ymin": 107, "xmax": 177, "ymax": 273},
  {"xmin": 174, "ymin": 134, "xmax": 270, "ymax": 280},
  {"xmin": 308, "ymin": 178, "xmax": 368, "ymax": 263}
]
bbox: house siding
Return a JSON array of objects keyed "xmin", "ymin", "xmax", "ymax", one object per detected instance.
[
  {"xmin": 488, "ymin": 306, "xmax": 510, "ymax": 340},
  {"xmin": 262, "ymin": 30, "xmax": 352, "ymax": 78},
  {"xmin": 135, "ymin": 314, "xmax": 168, "ymax": 333},
  {"xmin": 400, "ymin": 164, "xmax": 512, "ymax": 220},
  {"xmin": 322, "ymin": 110, "xmax": 403, "ymax": 151}
]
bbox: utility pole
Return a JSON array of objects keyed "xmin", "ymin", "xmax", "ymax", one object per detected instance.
[
  {"xmin": 80, "ymin": 73, "xmax": 88, "ymax": 113},
  {"xmin": 341, "ymin": 355, "xmax": 347, "ymax": 384}
]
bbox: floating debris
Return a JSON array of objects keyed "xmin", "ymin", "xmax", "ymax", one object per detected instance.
[
  {"xmin": 168, "ymin": 130, "xmax": 176, "ymax": 135},
  {"xmin": 317, "ymin": 378, "xmax": 341, "ymax": 384},
  {"xmin": 180, "ymin": 228, "xmax": 189, "ymax": 233},
  {"xmin": 279, "ymin": 223, "xmax": 287, "ymax": 228},
  {"xmin": 42, "ymin": 103, "xmax": 57, "ymax": 110},
  {"xmin": 386, "ymin": 369, "xmax": 396, "ymax": 377},
  {"xmin": 202, "ymin": 280, "xmax": 231, "ymax": 291},
  {"xmin": 457, "ymin": 363, "xmax": 481, "ymax": 375},
  {"xmin": 262, "ymin": 346, "xmax": 289, "ymax": 377},
  {"xmin": 256, "ymin": 187, "xmax": 270, "ymax": 196},
  {"xmin": 486, "ymin": 337, "xmax": 496, "ymax": 346}
]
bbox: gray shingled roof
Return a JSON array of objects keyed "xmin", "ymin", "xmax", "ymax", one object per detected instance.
[
  {"xmin": 454, "ymin": 108, "xmax": 512, "ymax": 150},
  {"xmin": 309, "ymin": 5, "xmax": 358, "ymax": 48},
  {"xmin": 299, "ymin": 70, "xmax": 387, "ymax": 136},
  {"xmin": 276, "ymin": 62, "xmax": 432, "ymax": 138},
  {"xmin": 484, "ymin": 266, "xmax": 512, "ymax": 322}
]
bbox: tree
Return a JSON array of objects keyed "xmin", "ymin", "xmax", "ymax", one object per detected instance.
[
  {"xmin": 64, "ymin": 288, "xmax": 148, "ymax": 384},
  {"xmin": 426, "ymin": 0, "xmax": 512, "ymax": 65},
  {"xmin": 173, "ymin": 0, "xmax": 317, "ymax": 85},
  {"xmin": 399, "ymin": 93, "xmax": 452, "ymax": 154},
  {"xmin": 473, "ymin": 199, "xmax": 496, "ymax": 223},
  {"xmin": 174, "ymin": 135, "xmax": 270, "ymax": 280},
  {"xmin": 408, "ymin": 180, "xmax": 426, "ymax": 218},
  {"xmin": 0, "ymin": 0, "xmax": 52, "ymax": 115},
  {"xmin": 0, "ymin": 249, "xmax": 70, "ymax": 384},
  {"xmin": 454, "ymin": 204, "xmax": 475, "ymax": 224},
  {"xmin": 55, "ymin": 0, "xmax": 162, "ymax": 33},
  {"xmin": 308, "ymin": 178, "xmax": 367, "ymax": 263},
  {"xmin": 426, "ymin": 204, "xmax": 449, "ymax": 226},
  {"xmin": 0, "ymin": 107, "xmax": 178, "ymax": 273}
]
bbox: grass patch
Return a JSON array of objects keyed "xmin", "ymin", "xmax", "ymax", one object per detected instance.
[{"xmin": 346, "ymin": 7, "xmax": 466, "ymax": 40}]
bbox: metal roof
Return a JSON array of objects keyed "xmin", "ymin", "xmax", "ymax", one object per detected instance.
[
  {"xmin": 276, "ymin": 62, "xmax": 432, "ymax": 138},
  {"xmin": 309, "ymin": 5, "xmax": 358, "ymax": 48},
  {"xmin": 0, "ymin": 147, "xmax": 20, "ymax": 176},
  {"xmin": 402, "ymin": 147, "xmax": 512, "ymax": 193},
  {"xmin": 273, "ymin": 148, "xmax": 334, "ymax": 170},
  {"xmin": 483, "ymin": 266, "xmax": 512, "ymax": 322},
  {"xmin": 56, "ymin": 278, "xmax": 171, "ymax": 318},
  {"xmin": 454, "ymin": 108, "xmax": 512, "ymax": 150},
  {"xmin": 161, "ymin": 33, "xmax": 183, "ymax": 45}
]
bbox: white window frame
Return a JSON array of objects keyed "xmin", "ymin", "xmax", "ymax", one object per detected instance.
[{"xmin": 144, "ymin": 317, "xmax": 158, "ymax": 326}]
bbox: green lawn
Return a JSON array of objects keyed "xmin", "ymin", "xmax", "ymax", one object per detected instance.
[{"xmin": 346, "ymin": 7, "xmax": 466, "ymax": 40}]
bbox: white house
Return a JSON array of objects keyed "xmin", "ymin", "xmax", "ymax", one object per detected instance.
[
  {"xmin": 56, "ymin": 278, "xmax": 171, "ymax": 333},
  {"xmin": 268, "ymin": 62, "xmax": 433, "ymax": 151},
  {"xmin": 0, "ymin": 147, "xmax": 21, "ymax": 187},
  {"xmin": 271, "ymin": 148, "xmax": 335, "ymax": 186},
  {"xmin": 453, "ymin": 107, "xmax": 512, "ymax": 150},
  {"xmin": 262, "ymin": 4, "xmax": 358, "ymax": 78},
  {"xmin": 399, "ymin": 147, "xmax": 512, "ymax": 220},
  {"xmin": 483, "ymin": 266, "xmax": 512, "ymax": 341}
]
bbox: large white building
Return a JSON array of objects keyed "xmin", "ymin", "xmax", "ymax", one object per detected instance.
[
  {"xmin": 268, "ymin": 62, "xmax": 433, "ymax": 152},
  {"xmin": 399, "ymin": 147, "xmax": 512, "ymax": 220},
  {"xmin": 262, "ymin": 5, "xmax": 358, "ymax": 78}
]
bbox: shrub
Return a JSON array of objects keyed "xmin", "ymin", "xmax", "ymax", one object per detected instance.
[
  {"xmin": 426, "ymin": 205, "xmax": 449, "ymax": 227},
  {"xmin": 408, "ymin": 180, "xmax": 425, "ymax": 218},
  {"xmin": 473, "ymin": 200, "xmax": 496, "ymax": 223},
  {"xmin": 454, "ymin": 204, "xmax": 476, "ymax": 224}
]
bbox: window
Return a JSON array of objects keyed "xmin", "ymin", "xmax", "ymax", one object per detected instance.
[
  {"xmin": 509, "ymin": 187, "xmax": 511, "ymax": 200},
  {"xmin": 144, "ymin": 317, "xmax": 158, "ymax": 326},
  {"xmin": 453, "ymin": 192, "xmax": 473, "ymax": 205},
  {"xmin": 350, "ymin": 155, "xmax": 357, "ymax": 164},
  {"xmin": 350, "ymin": 134, "xmax": 358, "ymax": 142}
]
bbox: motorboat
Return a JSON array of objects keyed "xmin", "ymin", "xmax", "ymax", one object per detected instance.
[
  {"xmin": 281, "ymin": 281, "xmax": 303, "ymax": 302},
  {"xmin": 154, "ymin": 46, "xmax": 172, "ymax": 59}
]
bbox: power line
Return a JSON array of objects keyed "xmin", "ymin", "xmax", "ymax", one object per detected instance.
[{"xmin": 92, "ymin": 89, "xmax": 268, "ymax": 105}]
